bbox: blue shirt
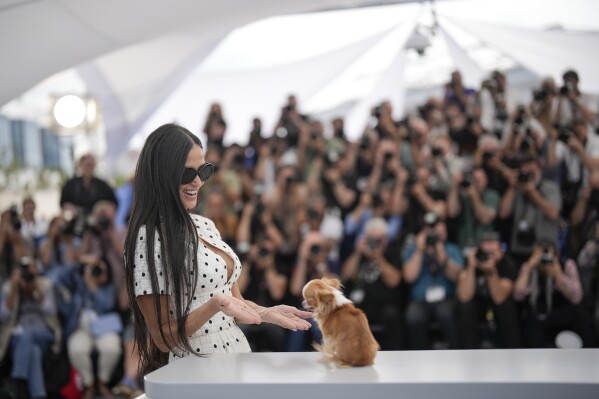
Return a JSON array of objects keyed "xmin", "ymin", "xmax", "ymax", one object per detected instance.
[{"xmin": 402, "ymin": 242, "xmax": 464, "ymax": 301}]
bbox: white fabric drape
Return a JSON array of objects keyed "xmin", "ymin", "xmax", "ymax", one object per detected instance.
[
  {"xmin": 448, "ymin": 17, "xmax": 599, "ymax": 92},
  {"xmin": 438, "ymin": 22, "xmax": 485, "ymax": 89},
  {"xmin": 137, "ymin": 27, "xmax": 399, "ymax": 146}
]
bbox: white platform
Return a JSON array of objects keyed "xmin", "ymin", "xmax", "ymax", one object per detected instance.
[{"xmin": 142, "ymin": 349, "xmax": 599, "ymax": 399}]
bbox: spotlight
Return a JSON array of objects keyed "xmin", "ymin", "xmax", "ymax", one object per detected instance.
[{"xmin": 53, "ymin": 95, "xmax": 86, "ymax": 128}]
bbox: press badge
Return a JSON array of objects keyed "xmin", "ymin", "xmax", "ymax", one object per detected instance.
[{"xmin": 425, "ymin": 285, "xmax": 446, "ymax": 303}]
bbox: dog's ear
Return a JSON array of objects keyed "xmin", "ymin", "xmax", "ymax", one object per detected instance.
[
  {"xmin": 322, "ymin": 277, "xmax": 342, "ymax": 290},
  {"xmin": 315, "ymin": 287, "xmax": 335, "ymax": 315}
]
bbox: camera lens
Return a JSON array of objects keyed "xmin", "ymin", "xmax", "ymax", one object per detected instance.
[
  {"xmin": 92, "ymin": 265, "xmax": 104, "ymax": 277},
  {"xmin": 310, "ymin": 244, "xmax": 321, "ymax": 255},
  {"xmin": 258, "ymin": 247, "xmax": 270, "ymax": 258}
]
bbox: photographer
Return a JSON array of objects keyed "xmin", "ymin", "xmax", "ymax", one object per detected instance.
[
  {"xmin": 202, "ymin": 102, "xmax": 226, "ymax": 150},
  {"xmin": 78, "ymin": 201, "xmax": 127, "ymax": 307},
  {"xmin": 0, "ymin": 207, "xmax": 27, "ymax": 279},
  {"xmin": 479, "ymin": 70, "xmax": 514, "ymax": 140},
  {"xmin": 0, "ymin": 256, "xmax": 61, "ymax": 399},
  {"xmin": 273, "ymin": 95, "xmax": 308, "ymax": 149},
  {"xmin": 341, "ymin": 218, "xmax": 402, "ymax": 350},
  {"xmin": 556, "ymin": 70, "xmax": 598, "ymax": 127},
  {"xmin": 269, "ymin": 163, "xmax": 307, "ymax": 255},
  {"xmin": 576, "ymin": 221, "xmax": 599, "ymax": 344},
  {"xmin": 444, "ymin": 70, "xmax": 476, "ymax": 112},
  {"xmin": 19, "ymin": 197, "xmax": 48, "ymax": 257},
  {"xmin": 306, "ymin": 142, "xmax": 358, "ymax": 216},
  {"xmin": 514, "ymin": 244, "xmax": 594, "ymax": 348},
  {"xmin": 457, "ymin": 232, "xmax": 521, "ymax": 349},
  {"xmin": 557, "ymin": 118, "xmax": 599, "ymax": 216},
  {"xmin": 499, "ymin": 154, "xmax": 561, "ymax": 263},
  {"xmin": 402, "ymin": 213, "xmax": 463, "ymax": 349},
  {"xmin": 448, "ymin": 166, "xmax": 500, "ymax": 249},
  {"xmin": 60, "ymin": 153, "xmax": 117, "ymax": 215},
  {"xmin": 57, "ymin": 255, "xmax": 121, "ymax": 399},
  {"xmin": 571, "ymin": 169, "xmax": 599, "ymax": 248},
  {"xmin": 38, "ymin": 214, "xmax": 80, "ymax": 284},
  {"xmin": 237, "ymin": 238, "xmax": 289, "ymax": 352}
]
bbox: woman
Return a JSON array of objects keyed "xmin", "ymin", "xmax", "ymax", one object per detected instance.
[{"xmin": 124, "ymin": 124, "xmax": 311, "ymax": 373}]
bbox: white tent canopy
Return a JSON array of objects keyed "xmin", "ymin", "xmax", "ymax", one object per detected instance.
[{"xmin": 2, "ymin": 0, "xmax": 599, "ymax": 168}]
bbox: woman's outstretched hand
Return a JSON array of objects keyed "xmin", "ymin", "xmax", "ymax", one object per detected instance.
[
  {"xmin": 258, "ymin": 305, "xmax": 313, "ymax": 331},
  {"xmin": 212, "ymin": 293, "xmax": 261, "ymax": 325}
]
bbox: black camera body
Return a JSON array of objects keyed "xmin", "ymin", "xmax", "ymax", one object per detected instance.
[
  {"xmin": 426, "ymin": 232, "xmax": 439, "ymax": 247},
  {"xmin": 482, "ymin": 151, "xmax": 495, "ymax": 163},
  {"xmin": 306, "ymin": 207, "xmax": 320, "ymax": 221},
  {"xmin": 258, "ymin": 247, "xmax": 270, "ymax": 258},
  {"xmin": 310, "ymin": 244, "xmax": 321, "ymax": 256},
  {"xmin": 431, "ymin": 147, "xmax": 443, "ymax": 158},
  {"xmin": 9, "ymin": 205, "xmax": 21, "ymax": 231},
  {"xmin": 461, "ymin": 171, "xmax": 473, "ymax": 189},
  {"xmin": 19, "ymin": 257, "xmax": 35, "ymax": 283},
  {"xmin": 518, "ymin": 171, "xmax": 532, "ymax": 184},
  {"xmin": 373, "ymin": 105, "xmax": 383, "ymax": 118},
  {"xmin": 91, "ymin": 265, "xmax": 104, "ymax": 277},
  {"xmin": 475, "ymin": 249, "xmax": 490, "ymax": 263},
  {"xmin": 367, "ymin": 237, "xmax": 380, "ymax": 251}
]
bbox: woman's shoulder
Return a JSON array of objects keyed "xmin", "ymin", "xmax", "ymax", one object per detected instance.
[{"xmin": 189, "ymin": 213, "xmax": 216, "ymax": 228}]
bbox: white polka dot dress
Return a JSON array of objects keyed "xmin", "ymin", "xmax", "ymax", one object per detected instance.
[{"xmin": 132, "ymin": 214, "xmax": 251, "ymax": 363}]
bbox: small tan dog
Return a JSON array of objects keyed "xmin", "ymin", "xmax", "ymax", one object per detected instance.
[{"xmin": 302, "ymin": 277, "xmax": 379, "ymax": 367}]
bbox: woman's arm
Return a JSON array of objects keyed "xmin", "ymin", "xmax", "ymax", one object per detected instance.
[
  {"xmin": 232, "ymin": 283, "xmax": 311, "ymax": 330},
  {"xmin": 136, "ymin": 292, "xmax": 260, "ymax": 353}
]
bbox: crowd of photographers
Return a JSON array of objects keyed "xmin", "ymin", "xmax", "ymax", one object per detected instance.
[{"xmin": 1, "ymin": 68, "xmax": 599, "ymax": 398}]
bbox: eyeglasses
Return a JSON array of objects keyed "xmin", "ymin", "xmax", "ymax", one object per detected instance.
[{"xmin": 180, "ymin": 163, "xmax": 215, "ymax": 185}]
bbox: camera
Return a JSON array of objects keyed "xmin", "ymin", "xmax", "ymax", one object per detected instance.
[
  {"xmin": 371, "ymin": 193, "xmax": 383, "ymax": 208},
  {"xmin": 518, "ymin": 171, "xmax": 532, "ymax": 184},
  {"xmin": 540, "ymin": 253, "xmax": 554, "ymax": 265},
  {"xmin": 482, "ymin": 151, "xmax": 495, "ymax": 163},
  {"xmin": 307, "ymin": 207, "xmax": 320, "ymax": 221},
  {"xmin": 373, "ymin": 105, "xmax": 383, "ymax": 118},
  {"xmin": 97, "ymin": 215, "xmax": 111, "ymax": 231},
  {"xmin": 360, "ymin": 138, "xmax": 370, "ymax": 151},
  {"xmin": 431, "ymin": 147, "xmax": 443, "ymax": 158},
  {"xmin": 426, "ymin": 232, "xmax": 439, "ymax": 247},
  {"xmin": 9, "ymin": 205, "xmax": 21, "ymax": 231},
  {"xmin": 559, "ymin": 83, "xmax": 574, "ymax": 96},
  {"xmin": 63, "ymin": 208, "xmax": 89, "ymax": 238},
  {"xmin": 367, "ymin": 237, "xmax": 380, "ymax": 251},
  {"xmin": 19, "ymin": 257, "xmax": 35, "ymax": 283},
  {"xmin": 384, "ymin": 152, "xmax": 394, "ymax": 162},
  {"xmin": 555, "ymin": 124, "xmax": 572, "ymax": 144},
  {"xmin": 258, "ymin": 247, "xmax": 270, "ymax": 258},
  {"xmin": 233, "ymin": 153, "xmax": 245, "ymax": 165},
  {"xmin": 285, "ymin": 175, "xmax": 295, "ymax": 185},
  {"xmin": 406, "ymin": 171, "xmax": 418, "ymax": 187},
  {"xmin": 310, "ymin": 244, "xmax": 321, "ymax": 256},
  {"xmin": 475, "ymin": 248, "xmax": 490, "ymax": 263},
  {"xmin": 91, "ymin": 265, "xmax": 104, "ymax": 277},
  {"xmin": 461, "ymin": 171, "xmax": 473, "ymax": 189},
  {"xmin": 513, "ymin": 106, "xmax": 526, "ymax": 128}
]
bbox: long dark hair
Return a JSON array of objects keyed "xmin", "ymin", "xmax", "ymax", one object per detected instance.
[{"xmin": 124, "ymin": 123, "xmax": 202, "ymax": 374}]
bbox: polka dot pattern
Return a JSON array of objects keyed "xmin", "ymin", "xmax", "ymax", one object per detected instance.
[{"xmin": 135, "ymin": 215, "xmax": 251, "ymax": 363}]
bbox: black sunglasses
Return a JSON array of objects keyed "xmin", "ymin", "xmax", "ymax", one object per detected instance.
[{"xmin": 180, "ymin": 163, "xmax": 215, "ymax": 185}]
